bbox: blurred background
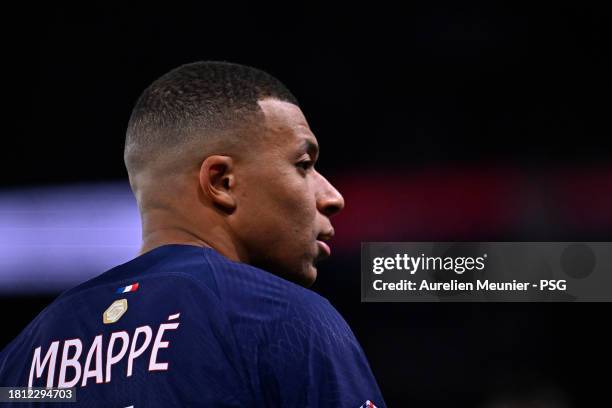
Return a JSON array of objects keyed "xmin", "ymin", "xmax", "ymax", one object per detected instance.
[{"xmin": 2, "ymin": 1, "xmax": 611, "ymax": 406}]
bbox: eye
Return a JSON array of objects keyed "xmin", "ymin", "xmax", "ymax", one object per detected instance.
[{"xmin": 296, "ymin": 159, "xmax": 314, "ymax": 171}]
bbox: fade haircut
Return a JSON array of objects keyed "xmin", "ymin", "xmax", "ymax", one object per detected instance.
[{"xmin": 124, "ymin": 61, "xmax": 299, "ymax": 176}]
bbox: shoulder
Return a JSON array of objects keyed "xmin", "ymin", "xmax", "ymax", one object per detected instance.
[
  {"xmin": 207, "ymin": 249, "xmax": 342, "ymax": 324},
  {"xmin": 203, "ymin": 249, "xmax": 359, "ymax": 350}
]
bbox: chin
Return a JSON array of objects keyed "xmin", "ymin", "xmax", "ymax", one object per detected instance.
[
  {"xmin": 284, "ymin": 263, "xmax": 317, "ymax": 287},
  {"xmin": 261, "ymin": 259, "xmax": 317, "ymax": 287},
  {"xmin": 300, "ymin": 265, "xmax": 318, "ymax": 287}
]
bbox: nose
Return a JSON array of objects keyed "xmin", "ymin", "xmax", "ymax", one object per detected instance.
[{"xmin": 316, "ymin": 172, "xmax": 345, "ymax": 218}]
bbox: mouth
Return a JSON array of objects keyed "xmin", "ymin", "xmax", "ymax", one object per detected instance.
[
  {"xmin": 316, "ymin": 240, "xmax": 331, "ymax": 259},
  {"xmin": 316, "ymin": 228, "xmax": 334, "ymax": 260}
]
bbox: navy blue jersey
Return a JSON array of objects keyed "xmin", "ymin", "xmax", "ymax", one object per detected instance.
[{"xmin": 0, "ymin": 244, "xmax": 385, "ymax": 407}]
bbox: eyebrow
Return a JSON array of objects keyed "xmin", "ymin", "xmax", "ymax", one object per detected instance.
[{"xmin": 300, "ymin": 138, "xmax": 319, "ymax": 160}]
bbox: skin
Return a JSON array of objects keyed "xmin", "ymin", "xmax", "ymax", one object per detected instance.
[{"xmin": 135, "ymin": 98, "xmax": 345, "ymax": 286}]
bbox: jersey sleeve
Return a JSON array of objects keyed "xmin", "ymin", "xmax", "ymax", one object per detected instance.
[{"xmin": 257, "ymin": 294, "xmax": 386, "ymax": 408}]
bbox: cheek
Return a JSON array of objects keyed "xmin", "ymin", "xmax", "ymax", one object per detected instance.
[
  {"xmin": 235, "ymin": 169, "xmax": 317, "ymax": 242},
  {"xmin": 262, "ymin": 195, "xmax": 315, "ymax": 246},
  {"xmin": 259, "ymin": 170, "xmax": 313, "ymax": 214},
  {"xmin": 277, "ymin": 182, "xmax": 317, "ymax": 229}
]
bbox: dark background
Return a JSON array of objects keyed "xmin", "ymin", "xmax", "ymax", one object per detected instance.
[{"xmin": 2, "ymin": 1, "xmax": 611, "ymax": 406}]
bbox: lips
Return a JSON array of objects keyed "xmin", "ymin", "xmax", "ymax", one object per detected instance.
[
  {"xmin": 316, "ymin": 240, "xmax": 331, "ymax": 258},
  {"xmin": 316, "ymin": 228, "xmax": 334, "ymax": 260}
]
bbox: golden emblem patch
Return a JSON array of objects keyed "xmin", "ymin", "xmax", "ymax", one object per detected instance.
[{"xmin": 103, "ymin": 299, "xmax": 128, "ymax": 324}]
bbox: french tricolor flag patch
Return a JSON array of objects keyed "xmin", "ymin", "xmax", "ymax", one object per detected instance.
[{"xmin": 115, "ymin": 283, "xmax": 139, "ymax": 294}]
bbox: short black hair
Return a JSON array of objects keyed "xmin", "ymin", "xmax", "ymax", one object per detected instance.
[{"xmin": 125, "ymin": 61, "xmax": 299, "ymax": 174}]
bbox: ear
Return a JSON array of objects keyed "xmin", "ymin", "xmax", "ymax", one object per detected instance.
[{"xmin": 199, "ymin": 155, "xmax": 237, "ymax": 211}]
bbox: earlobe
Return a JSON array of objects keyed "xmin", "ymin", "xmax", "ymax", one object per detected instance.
[{"xmin": 199, "ymin": 155, "xmax": 237, "ymax": 211}]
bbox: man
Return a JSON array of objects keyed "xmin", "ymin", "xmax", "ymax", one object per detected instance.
[{"xmin": 0, "ymin": 61, "xmax": 385, "ymax": 407}]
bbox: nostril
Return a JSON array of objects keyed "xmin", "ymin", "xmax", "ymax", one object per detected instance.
[{"xmin": 321, "ymin": 203, "xmax": 342, "ymax": 217}]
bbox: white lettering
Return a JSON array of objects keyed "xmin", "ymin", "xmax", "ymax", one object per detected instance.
[
  {"xmin": 58, "ymin": 339, "xmax": 82, "ymax": 388},
  {"xmin": 28, "ymin": 341, "xmax": 59, "ymax": 387},
  {"xmin": 106, "ymin": 332, "xmax": 129, "ymax": 383},
  {"xmin": 149, "ymin": 323, "xmax": 179, "ymax": 371},
  {"xmin": 127, "ymin": 326, "xmax": 152, "ymax": 377},
  {"xmin": 27, "ymin": 314, "xmax": 182, "ymax": 388},
  {"xmin": 81, "ymin": 335, "xmax": 103, "ymax": 386}
]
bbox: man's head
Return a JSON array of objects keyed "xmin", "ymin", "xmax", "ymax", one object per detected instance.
[{"xmin": 125, "ymin": 61, "xmax": 344, "ymax": 286}]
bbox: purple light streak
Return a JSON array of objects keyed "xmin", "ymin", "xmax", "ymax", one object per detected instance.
[{"xmin": 0, "ymin": 182, "xmax": 141, "ymax": 293}]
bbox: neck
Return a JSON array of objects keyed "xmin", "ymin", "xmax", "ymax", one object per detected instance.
[{"xmin": 139, "ymin": 208, "xmax": 247, "ymax": 263}]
